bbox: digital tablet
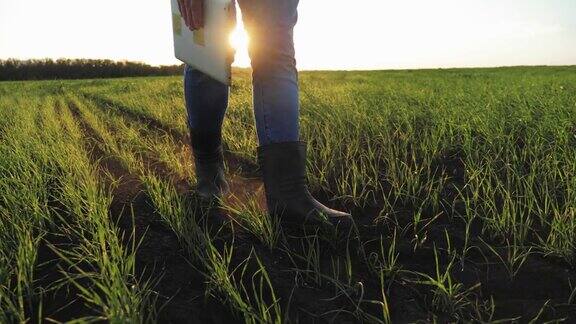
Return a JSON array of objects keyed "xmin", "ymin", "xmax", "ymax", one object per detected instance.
[{"xmin": 170, "ymin": 0, "xmax": 235, "ymax": 85}]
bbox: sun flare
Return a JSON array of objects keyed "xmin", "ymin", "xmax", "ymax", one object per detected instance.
[
  {"xmin": 229, "ymin": 20, "xmax": 251, "ymax": 67},
  {"xmin": 229, "ymin": 25, "xmax": 249, "ymax": 50}
]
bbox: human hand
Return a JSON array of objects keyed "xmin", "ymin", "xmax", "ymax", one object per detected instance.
[{"xmin": 177, "ymin": 0, "xmax": 204, "ymax": 30}]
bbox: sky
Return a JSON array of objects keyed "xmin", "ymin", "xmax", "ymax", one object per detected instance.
[{"xmin": 0, "ymin": 0, "xmax": 575, "ymax": 70}]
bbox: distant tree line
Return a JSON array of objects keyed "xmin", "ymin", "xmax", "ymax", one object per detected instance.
[{"xmin": 0, "ymin": 58, "xmax": 185, "ymax": 81}]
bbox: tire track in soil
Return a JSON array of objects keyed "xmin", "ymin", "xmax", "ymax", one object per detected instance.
[{"xmin": 65, "ymin": 98, "xmax": 237, "ymax": 323}]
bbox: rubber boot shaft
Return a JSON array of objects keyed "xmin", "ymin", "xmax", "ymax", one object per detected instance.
[
  {"xmin": 257, "ymin": 141, "xmax": 352, "ymax": 230},
  {"xmin": 190, "ymin": 129, "xmax": 229, "ymax": 200}
]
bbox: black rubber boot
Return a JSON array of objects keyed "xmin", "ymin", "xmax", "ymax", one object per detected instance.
[
  {"xmin": 257, "ymin": 141, "xmax": 352, "ymax": 232},
  {"xmin": 190, "ymin": 129, "xmax": 230, "ymax": 201}
]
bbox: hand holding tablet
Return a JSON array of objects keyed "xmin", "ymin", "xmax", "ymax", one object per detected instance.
[{"xmin": 171, "ymin": 0, "xmax": 235, "ymax": 85}]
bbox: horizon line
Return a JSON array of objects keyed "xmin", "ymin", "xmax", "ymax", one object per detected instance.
[{"xmin": 1, "ymin": 57, "xmax": 574, "ymax": 72}]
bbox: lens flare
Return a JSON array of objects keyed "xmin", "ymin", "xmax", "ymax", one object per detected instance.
[{"xmin": 229, "ymin": 22, "xmax": 251, "ymax": 67}]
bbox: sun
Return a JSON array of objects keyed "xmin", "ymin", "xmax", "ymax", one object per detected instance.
[
  {"xmin": 229, "ymin": 20, "xmax": 251, "ymax": 67},
  {"xmin": 229, "ymin": 24, "xmax": 249, "ymax": 50}
]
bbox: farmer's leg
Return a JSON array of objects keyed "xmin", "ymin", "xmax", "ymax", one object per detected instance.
[
  {"xmin": 184, "ymin": 65, "xmax": 229, "ymax": 151},
  {"xmin": 237, "ymin": 0, "xmax": 300, "ymax": 145},
  {"xmin": 184, "ymin": 65, "xmax": 230, "ymax": 199},
  {"xmin": 237, "ymin": 0, "xmax": 352, "ymax": 232}
]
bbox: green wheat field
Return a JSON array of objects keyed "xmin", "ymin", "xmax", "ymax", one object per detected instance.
[{"xmin": 1, "ymin": 66, "xmax": 575, "ymax": 323}]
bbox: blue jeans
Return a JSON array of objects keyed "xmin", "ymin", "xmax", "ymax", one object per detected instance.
[{"xmin": 184, "ymin": 0, "xmax": 300, "ymax": 146}]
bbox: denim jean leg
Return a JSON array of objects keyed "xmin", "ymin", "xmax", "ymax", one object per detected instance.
[
  {"xmin": 237, "ymin": 0, "xmax": 300, "ymax": 145},
  {"xmin": 184, "ymin": 65, "xmax": 229, "ymax": 133},
  {"xmin": 183, "ymin": 65, "xmax": 230, "ymax": 152}
]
